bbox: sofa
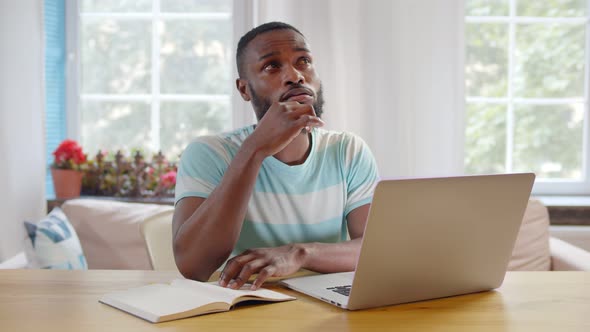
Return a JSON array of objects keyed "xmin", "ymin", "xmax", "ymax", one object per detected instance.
[
  {"xmin": 0, "ymin": 199, "xmax": 174, "ymax": 270},
  {"xmin": 1, "ymin": 198, "xmax": 589, "ymax": 271}
]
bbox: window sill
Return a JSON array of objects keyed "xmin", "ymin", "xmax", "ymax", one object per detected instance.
[
  {"xmin": 47, "ymin": 196, "xmax": 173, "ymax": 211},
  {"xmin": 534, "ymin": 196, "xmax": 590, "ymax": 226},
  {"xmin": 46, "ymin": 196, "xmax": 590, "ymax": 226}
]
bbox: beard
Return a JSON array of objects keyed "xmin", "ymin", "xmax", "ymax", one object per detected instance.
[{"xmin": 249, "ymin": 83, "xmax": 325, "ymax": 121}]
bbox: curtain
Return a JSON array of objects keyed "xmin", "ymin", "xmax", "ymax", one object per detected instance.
[
  {"xmin": 0, "ymin": 0, "xmax": 46, "ymax": 261},
  {"xmin": 44, "ymin": 0, "xmax": 67, "ymax": 198},
  {"xmin": 255, "ymin": 0, "xmax": 466, "ymax": 178}
]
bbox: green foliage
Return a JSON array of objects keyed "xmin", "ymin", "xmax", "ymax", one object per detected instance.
[
  {"xmin": 466, "ymin": 23, "xmax": 508, "ymax": 97},
  {"xmin": 516, "ymin": 0, "xmax": 586, "ymax": 17},
  {"xmin": 79, "ymin": 2, "xmax": 233, "ymax": 163},
  {"xmin": 466, "ymin": 0, "xmax": 509, "ymax": 16},
  {"xmin": 160, "ymin": 101, "xmax": 231, "ymax": 160},
  {"xmin": 513, "ymin": 104, "xmax": 583, "ymax": 178},
  {"xmin": 465, "ymin": 0, "xmax": 586, "ymax": 180},
  {"xmin": 159, "ymin": 19, "xmax": 231, "ymax": 94},
  {"xmin": 514, "ymin": 23, "xmax": 585, "ymax": 98},
  {"xmin": 464, "ymin": 103, "xmax": 506, "ymax": 174}
]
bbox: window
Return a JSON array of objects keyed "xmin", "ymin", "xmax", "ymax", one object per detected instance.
[
  {"xmin": 465, "ymin": 0, "xmax": 590, "ymax": 194},
  {"xmin": 70, "ymin": 0, "xmax": 236, "ymax": 160}
]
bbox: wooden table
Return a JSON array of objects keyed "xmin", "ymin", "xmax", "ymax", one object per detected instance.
[{"xmin": 0, "ymin": 270, "xmax": 589, "ymax": 331}]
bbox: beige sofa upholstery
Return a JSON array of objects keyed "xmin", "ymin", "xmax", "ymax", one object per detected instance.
[
  {"xmin": 549, "ymin": 237, "xmax": 590, "ymax": 271},
  {"xmin": 1, "ymin": 198, "xmax": 589, "ymax": 271},
  {"xmin": 140, "ymin": 209, "xmax": 177, "ymax": 271},
  {"xmin": 61, "ymin": 199, "xmax": 174, "ymax": 270},
  {"xmin": 508, "ymin": 199, "xmax": 590, "ymax": 271},
  {"xmin": 508, "ymin": 199, "xmax": 551, "ymax": 270}
]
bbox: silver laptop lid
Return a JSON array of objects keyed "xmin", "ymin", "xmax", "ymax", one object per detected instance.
[{"xmin": 348, "ymin": 173, "xmax": 535, "ymax": 310}]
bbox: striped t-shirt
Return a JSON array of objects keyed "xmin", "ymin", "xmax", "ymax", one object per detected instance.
[{"xmin": 175, "ymin": 125, "xmax": 379, "ymax": 257}]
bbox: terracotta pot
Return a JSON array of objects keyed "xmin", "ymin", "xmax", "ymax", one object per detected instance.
[{"xmin": 51, "ymin": 168, "xmax": 83, "ymax": 199}]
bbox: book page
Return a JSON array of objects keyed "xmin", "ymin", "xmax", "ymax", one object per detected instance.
[
  {"xmin": 100, "ymin": 283, "xmax": 228, "ymax": 323},
  {"xmin": 171, "ymin": 279, "xmax": 295, "ymax": 304}
]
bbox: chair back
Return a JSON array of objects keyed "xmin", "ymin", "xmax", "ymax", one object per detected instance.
[{"xmin": 140, "ymin": 210, "xmax": 178, "ymax": 271}]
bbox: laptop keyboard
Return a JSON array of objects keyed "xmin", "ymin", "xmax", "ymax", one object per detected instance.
[{"xmin": 327, "ymin": 285, "xmax": 351, "ymax": 297}]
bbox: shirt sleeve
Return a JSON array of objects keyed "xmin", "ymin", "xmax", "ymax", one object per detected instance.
[
  {"xmin": 342, "ymin": 134, "xmax": 380, "ymax": 216},
  {"xmin": 174, "ymin": 136, "xmax": 230, "ymax": 205}
]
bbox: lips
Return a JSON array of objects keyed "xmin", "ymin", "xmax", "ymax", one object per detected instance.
[{"xmin": 280, "ymin": 87, "xmax": 315, "ymax": 102}]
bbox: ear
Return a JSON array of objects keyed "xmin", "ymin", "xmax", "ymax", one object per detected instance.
[{"xmin": 236, "ymin": 78, "xmax": 251, "ymax": 101}]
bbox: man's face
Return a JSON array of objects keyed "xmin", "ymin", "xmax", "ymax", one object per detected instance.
[{"xmin": 237, "ymin": 29, "xmax": 324, "ymax": 120}]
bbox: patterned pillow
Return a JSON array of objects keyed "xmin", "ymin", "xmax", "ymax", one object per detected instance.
[{"xmin": 24, "ymin": 207, "xmax": 88, "ymax": 269}]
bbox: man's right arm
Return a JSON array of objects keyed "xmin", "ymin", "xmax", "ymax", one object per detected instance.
[
  {"xmin": 172, "ymin": 102, "xmax": 324, "ymax": 281},
  {"xmin": 172, "ymin": 143, "xmax": 265, "ymax": 281}
]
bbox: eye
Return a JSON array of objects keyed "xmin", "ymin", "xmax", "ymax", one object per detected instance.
[
  {"xmin": 263, "ymin": 61, "xmax": 280, "ymax": 72},
  {"xmin": 297, "ymin": 57, "xmax": 312, "ymax": 66}
]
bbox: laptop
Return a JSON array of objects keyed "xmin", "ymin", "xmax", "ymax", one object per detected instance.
[{"xmin": 281, "ymin": 173, "xmax": 535, "ymax": 310}]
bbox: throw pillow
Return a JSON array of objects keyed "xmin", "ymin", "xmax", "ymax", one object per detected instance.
[{"xmin": 24, "ymin": 207, "xmax": 88, "ymax": 269}]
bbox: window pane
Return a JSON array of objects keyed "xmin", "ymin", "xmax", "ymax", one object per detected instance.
[
  {"xmin": 513, "ymin": 104, "xmax": 584, "ymax": 179},
  {"xmin": 160, "ymin": 102, "xmax": 232, "ymax": 160},
  {"xmin": 464, "ymin": 103, "xmax": 507, "ymax": 174},
  {"xmin": 161, "ymin": 0, "xmax": 232, "ymax": 13},
  {"xmin": 81, "ymin": 20, "xmax": 151, "ymax": 94},
  {"xmin": 160, "ymin": 20, "xmax": 232, "ymax": 94},
  {"xmin": 81, "ymin": 0, "xmax": 152, "ymax": 13},
  {"xmin": 517, "ymin": 0, "xmax": 586, "ymax": 17},
  {"xmin": 466, "ymin": 23, "xmax": 509, "ymax": 97},
  {"xmin": 81, "ymin": 101, "xmax": 152, "ymax": 156},
  {"xmin": 466, "ymin": 0, "xmax": 509, "ymax": 16},
  {"xmin": 514, "ymin": 24, "xmax": 585, "ymax": 98}
]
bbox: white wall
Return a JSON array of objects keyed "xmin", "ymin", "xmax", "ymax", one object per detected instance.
[
  {"xmin": 256, "ymin": 0, "xmax": 465, "ymax": 178},
  {"xmin": 0, "ymin": 0, "xmax": 47, "ymax": 261}
]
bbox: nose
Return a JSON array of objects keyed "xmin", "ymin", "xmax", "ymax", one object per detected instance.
[{"xmin": 283, "ymin": 65, "xmax": 304, "ymax": 85}]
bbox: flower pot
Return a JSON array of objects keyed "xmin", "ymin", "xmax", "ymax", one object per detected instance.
[{"xmin": 51, "ymin": 168, "xmax": 83, "ymax": 199}]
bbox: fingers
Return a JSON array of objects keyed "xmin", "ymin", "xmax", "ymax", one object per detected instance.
[
  {"xmin": 284, "ymin": 102, "xmax": 317, "ymax": 118},
  {"xmin": 219, "ymin": 245, "xmax": 305, "ymax": 290},
  {"xmin": 221, "ymin": 259, "xmax": 278, "ymax": 290},
  {"xmin": 219, "ymin": 252, "xmax": 255, "ymax": 287},
  {"xmin": 295, "ymin": 114, "xmax": 324, "ymax": 130},
  {"xmin": 229, "ymin": 258, "xmax": 268, "ymax": 290},
  {"xmin": 218, "ymin": 250, "xmax": 280, "ymax": 290},
  {"xmin": 254, "ymin": 102, "xmax": 323, "ymax": 151},
  {"xmin": 286, "ymin": 104, "xmax": 323, "ymax": 129},
  {"xmin": 251, "ymin": 265, "xmax": 278, "ymax": 290},
  {"xmin": 219, "ymin": 252, "xmax": 272, "ymax": 290}
]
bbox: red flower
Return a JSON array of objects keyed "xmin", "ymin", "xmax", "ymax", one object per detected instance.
[
  {"xmin": 160, "ymin": 170, "xmax": 177, "ymax": 189},
  {"xmin": 52, "ymin": 139, "xmax": 87, "ymax": 170}
]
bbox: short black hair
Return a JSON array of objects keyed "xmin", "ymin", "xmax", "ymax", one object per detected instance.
[{"xmin": 236, "ymin": 21, "xmax": 304, "ymax": 78}]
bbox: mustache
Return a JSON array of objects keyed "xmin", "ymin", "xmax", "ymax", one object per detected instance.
[{"xmin": 279, "ymin": 84, "xmax": 315, "ymax": 102}]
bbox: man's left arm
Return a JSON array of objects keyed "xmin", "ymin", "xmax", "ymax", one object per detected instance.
[
  {"xmin": 299, "ymin": 203, "xmax": 369, "ymax": 272},
  {"xmin": 219, "ymin": 203, "xmax": 370, "ymax": 290}
]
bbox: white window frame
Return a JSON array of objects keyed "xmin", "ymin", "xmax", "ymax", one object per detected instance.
[
  {"xmin": 466, "ymin": 0, "xmax": 590, "ymax": 195},
  {"xmin": 65, "ymin": 0, "xmax": 257, "ymax": 155}
]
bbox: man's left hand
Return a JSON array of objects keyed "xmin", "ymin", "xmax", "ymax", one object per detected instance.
[{"xmin": 218, "ymin": 244, "xmax": 309, "ymax": 290}]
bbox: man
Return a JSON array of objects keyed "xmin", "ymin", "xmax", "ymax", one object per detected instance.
[{"xmin": 173, "ymin": 22, "xmax": 378, "ymax": 290}]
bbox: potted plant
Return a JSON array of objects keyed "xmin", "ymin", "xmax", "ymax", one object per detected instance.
[{"xmin": 51, "ymin": 139, "xmax": 87, "ymax": 199}]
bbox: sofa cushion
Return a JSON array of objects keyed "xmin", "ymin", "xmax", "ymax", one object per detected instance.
[
  {"xmin": 61, "ymin": 199, "xmax": 174, "ymax": 270},
  {"xmin": 507, "ymin": 199, "xmax": 551, "ymax": 271},
  {"xmin": 24, "ymin": 207, "xmax": 88, "ymax": 269},
  {"xmin": 0, "ymin": 252, "xmax": 28, "ymax": 269}
]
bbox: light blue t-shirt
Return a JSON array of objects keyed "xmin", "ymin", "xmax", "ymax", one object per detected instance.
[{"xmin": 175, "ymin": 125, "xmax": 379, "ymax": 256}]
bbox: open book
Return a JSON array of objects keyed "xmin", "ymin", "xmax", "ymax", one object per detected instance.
[{"xmin": 99, "ymin": 278, "xmax": 295, "ymax": 323}]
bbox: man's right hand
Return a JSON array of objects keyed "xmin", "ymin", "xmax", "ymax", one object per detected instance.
[{"xmin": 245, "ymin": 101, "xmax": 324, "ymax": 158}]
